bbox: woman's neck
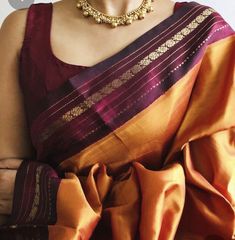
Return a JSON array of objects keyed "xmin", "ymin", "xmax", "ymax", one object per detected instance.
[{"xmin": 87, "ymin": 0, "xmax": 145, "ymax": 16}]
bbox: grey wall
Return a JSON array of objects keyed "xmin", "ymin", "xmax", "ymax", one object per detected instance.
[{"xmin": 0, "ymin": 1, "xmax": 234, "ymax": 29}]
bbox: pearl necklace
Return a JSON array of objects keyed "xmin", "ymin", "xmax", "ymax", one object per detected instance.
[{"xmin": 76, "ymin": 0, "xmax": 154, "ymax": 28}]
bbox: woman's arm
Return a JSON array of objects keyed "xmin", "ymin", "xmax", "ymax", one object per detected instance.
[
  {"xmin": 0, "ymin": 159, "xmax": 22, "ymax": 217},
  {"xmin": 0, "ymin": 9, "xmax": 33, "ymax": 218},
  {"xmin": 0, "ymin": 10, "xmax": 101, "ymax": 239},
  {"xmin": 0, "ymin": 3, "xmax": 33, "ymax": 160}
]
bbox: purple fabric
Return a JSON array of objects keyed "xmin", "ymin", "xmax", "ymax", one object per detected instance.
[
  {"xmin": 7, "ymin": 160, "xmax": 60, "ymax": 226},
  {"xmin": 0, "ymin": 160, "xmax": 61, "ymax": 240}
]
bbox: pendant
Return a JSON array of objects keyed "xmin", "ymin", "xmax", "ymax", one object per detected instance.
[{"xmin": 76, "ymin": 0, "xmax": 154, "ymax": 28}]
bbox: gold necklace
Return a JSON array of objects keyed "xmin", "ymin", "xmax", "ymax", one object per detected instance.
[{"xmin": 76, "ymin": 0, "xmax": 154, "ymax": 28}]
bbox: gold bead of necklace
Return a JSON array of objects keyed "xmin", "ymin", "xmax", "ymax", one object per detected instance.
[{"xmin": 76, "ymin": 0, "xmax": 155, "ymax": 28}]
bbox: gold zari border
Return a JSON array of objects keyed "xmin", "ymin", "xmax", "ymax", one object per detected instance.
[{"xmin": 26, "ymin": 166, "xmax": 43, "ymax": 222}]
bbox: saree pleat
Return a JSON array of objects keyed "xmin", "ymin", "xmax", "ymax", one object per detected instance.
[{"xmin": 0, "ymin": 1, "xmax": 235, "ymax": 239}]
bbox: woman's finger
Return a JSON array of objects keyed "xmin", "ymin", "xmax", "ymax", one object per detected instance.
[
  {"xmin": 0, "ymin": 169, "xmax": 17, "ymax": 195},
  {"xmin": 0, "ymin": 158, "xmax": 23, "ymax": 169},
  {"xmin": 0, "ymin": 166, "xmax": 18, "ymax": 215}
]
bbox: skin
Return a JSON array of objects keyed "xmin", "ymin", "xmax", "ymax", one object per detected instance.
[{"xmin": 0, "ymin": 0, "xmax": 175, "ymax": 224}]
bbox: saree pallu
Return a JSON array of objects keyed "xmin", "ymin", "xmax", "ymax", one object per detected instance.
[{"xmin": 0, "ymin": 1, "xmax": 235, "ymax": 239}]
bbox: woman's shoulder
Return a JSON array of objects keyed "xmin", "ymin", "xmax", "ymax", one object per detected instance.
[
  {"xmin": 187, "ymin": 1, "xmax": 234, "ymax": 33},
  {"xmin": 0, "ymin": 8, "xmax": 29, "ymax": 55},
  {"xmin": 188, "ymin": 1, "xmax": 230, "ymax": 22}
]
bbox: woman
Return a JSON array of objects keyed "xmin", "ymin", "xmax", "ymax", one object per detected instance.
[{"xmin": 0, "ymin": 0, "xmax": 234, "ymax": 239}]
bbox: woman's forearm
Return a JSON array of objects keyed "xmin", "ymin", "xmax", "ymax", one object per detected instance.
[{"xmin": 0, "ymin": 159, "xmax": 22, "ymax": 216}]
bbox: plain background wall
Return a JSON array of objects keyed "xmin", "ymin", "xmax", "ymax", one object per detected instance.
[{"xmin": 0, "ymin": 0, "xmax": 235, "ymax": 29}]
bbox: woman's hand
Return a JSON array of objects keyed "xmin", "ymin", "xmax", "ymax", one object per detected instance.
[{"xmin": 0, "ymin": 159, "xmax": 22, "ymax": 215}]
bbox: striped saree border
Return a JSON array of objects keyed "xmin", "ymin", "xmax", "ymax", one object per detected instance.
[
  {"xmin": 0, "ymin": 160, "xmax": 60, "ymax": 239},
  {"xmin": 37, "ymin": 7, "xmax": 216, "ymax": 143},
  {"xmin": 7, "ymin": 160, "xmax": 60, "ymax": 226}
]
